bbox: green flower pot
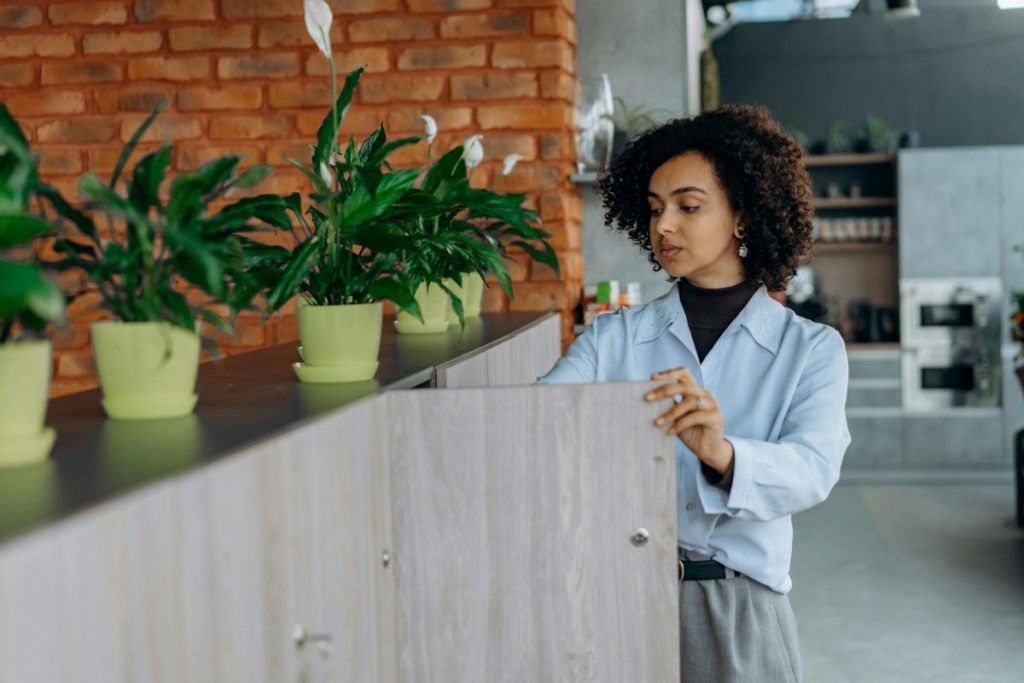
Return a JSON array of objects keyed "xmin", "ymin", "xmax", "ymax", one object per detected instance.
[
  {"xmin": 0, "ymin": 340, "xmax": 55, "ymax": 467},
  {"xmin": 294, "ymin": 302, "xmax": 382, "ymax": 383},
  {"xmin": 395, "ymin": 282, "xmax": 451, "ymax": 335},
  {"xmin": 445, "ymin": 272, "xmax": 485, "ymax": 324},
  {"xmin": 92, "ymin": 321, "xmax": 200, "ymax": 420}
]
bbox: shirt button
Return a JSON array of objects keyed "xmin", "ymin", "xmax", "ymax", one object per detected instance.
[{"xmin": 685, "ymin": 503, "xmax": 695, "ymax": 511}]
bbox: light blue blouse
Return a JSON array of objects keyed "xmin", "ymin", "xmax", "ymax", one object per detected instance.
[{"xmin": 536, "ymin": 283, "xmax": 851, "ymax": 593}]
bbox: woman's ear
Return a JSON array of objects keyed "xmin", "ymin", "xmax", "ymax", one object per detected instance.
[{"xmin": 733, "ymin": 214, "xmax": 745, "ymax": 240}]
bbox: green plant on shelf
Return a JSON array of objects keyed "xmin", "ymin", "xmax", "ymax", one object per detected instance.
[
  {"xmin": 0, "ymin": 104, "xmax": 66, "ymax": 344},
  {"xmin": 48, "ymin": 101, "xmax": 293, "ymax": 355}
]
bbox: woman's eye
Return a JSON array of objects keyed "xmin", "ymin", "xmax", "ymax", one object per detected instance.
[
  {"xmin": 680, "ymin": 205, "xmax": 699, "ymax": 214},
  {"xmin": 649, "ymin": 208, "xmax": 663, "ymax": 217}
]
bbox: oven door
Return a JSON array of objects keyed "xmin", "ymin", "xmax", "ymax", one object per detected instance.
[
  {"xmin": 900, "ymin": 279, "xmax": 1001, "ymax": 347},
  {"xmin": 902, "ymin": 345, "xmax": 1000, "ymax": 410}
]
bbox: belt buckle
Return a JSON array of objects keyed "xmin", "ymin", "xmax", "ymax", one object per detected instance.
[{"xmin": 678, "ymin": 558, "xmax": 685, "ymax": 582}]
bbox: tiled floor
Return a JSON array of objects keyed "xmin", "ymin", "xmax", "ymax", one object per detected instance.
[{"xmin": 790, "ymin": 483, "xmax": 1024, "ymax": 683}]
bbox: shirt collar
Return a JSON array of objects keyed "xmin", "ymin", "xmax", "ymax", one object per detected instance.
[{"xmin": 635, "ymin": 282, "xmax": 787, "ymax": 356}]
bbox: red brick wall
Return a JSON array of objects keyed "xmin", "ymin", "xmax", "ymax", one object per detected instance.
[{"xmin": 0, "ymin": 0, "xmax": 582, "ymax": 398}]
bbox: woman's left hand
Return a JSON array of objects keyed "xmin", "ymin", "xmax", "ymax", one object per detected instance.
[{"xmin": 644, "ymin": 367, "xmax": 733, "ymax": 474}]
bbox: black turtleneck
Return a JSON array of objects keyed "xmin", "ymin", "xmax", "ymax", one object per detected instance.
[
  {"xmin": 677, "ymin": 277, "xmax": 760, "ymax": 363},
  {"xmin": 676, "ymin": 276, "xmax": 759, "ymax": 490}
]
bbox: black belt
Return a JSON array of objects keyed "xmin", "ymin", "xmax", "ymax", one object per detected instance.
[{"xmin": 678, "ymin": 557, "xmax": 744, "ymax": 582}]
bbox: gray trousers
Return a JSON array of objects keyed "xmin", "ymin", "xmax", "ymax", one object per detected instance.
[{"xmin": 679, "ymin": 550, "xmax": 802, "ymax": 683}]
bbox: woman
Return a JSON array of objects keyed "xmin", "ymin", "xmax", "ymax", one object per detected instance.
[{"xmin": 537, "ymin": 105, "xmax": 851, "ymax": 682}]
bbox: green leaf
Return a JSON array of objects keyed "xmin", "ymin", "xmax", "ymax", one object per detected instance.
[
  {"xmin": 166, "ymin": 156, "xmax": 241, "ymax": 229},
  {"xmin": 201, "ymin": 309, "xmax": 234, "ymax": 337},
  {"xmin": 232, "ymin": 164, "xmax": 272, "ymax": 190},
  {"xmin": 111, "ymin": 98, "xmax": 169, "ymax": 187},
  {"xmin": 78, "ymin": 173, "xmax": 152, "ymax": 232},
  {"xmin": 165, "ymin": 227, "xmax": 225, "ymax": 299},
  {"xmin": 313, "ymin": 67, "xmax": 364, "ymax": 172},
  {"xmin": 0, "ymin": 106, "xmax": 37, "ymax": 215},
  {"xmin": 0, "ymin": 260, "xmax": 64, "ymax": 324},
  {"xmin": 367, "ymin": 135, "xmax": 424, "ymax": 167},
  {"xmin": 265, "ymin": 237, "xmax": 320, "ymax": 314},
  {"xmin": 358, "ymin": 123, "xmax": 387, "ymax": 165},
  {"xmin": 511, "ymin": 239, "xmax": 560, "ymax": 275},
  {"xmin": 422, "ymin": 146, "xmax": 467, "ymax": 195},
  {"xmin": 157, "ymin": 287, "xmax": 195, "ymax": 332},
  {"xmin": 284, "ymin": 156, "xmax": 328, "ymax": 194},
  {"xmin": 0, "ymin": 103, "xmax": 30, "ymax": 154},
  {"xmin": 127, "ymin": 144, "xmax": 172, "ymax": 211},
  {"xmin": 37, "ymin": 183, "xmax": 98, "ymax": 241},
  {"xmin": 368, "ymin": 277, "xmax": 419, "ymax": 317},
  {"xmin": 0, "ymin": 215, "xmax": 52, "ymax": 248},
  {"xmin": 206, "ymin": 194, "xmax": 292, "ymax": 233}
]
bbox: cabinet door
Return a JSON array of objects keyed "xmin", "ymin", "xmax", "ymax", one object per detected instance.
[
  {"xmin": 386, "ymin": 381, "xmax": 679, "ymax": 682},
  {"xmin": 284, "ymin": 398, "xmax": 397, "ymax": 682},
  {"xmin": 0, "ymin": 482, "xmax": 184, "ymax": 683},
  {"xmin": 437, "ymin": 314, "xmax": 562, "ymax": 389},
  {"xmin": 485, "ymin": 313, "xmax": 561, "ymax": 386},
  {"xmin": 173, "ymin": 444, "xmax": 296, "ymax": 683}
]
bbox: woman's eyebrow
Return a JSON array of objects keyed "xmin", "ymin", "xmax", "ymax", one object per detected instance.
[{"xmin": 647, "ymin": 186, "xmax": 708, "ymax": 200}]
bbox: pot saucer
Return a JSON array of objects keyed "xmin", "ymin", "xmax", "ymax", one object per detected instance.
[{"xmin": 293, "ymin": 361, "xmax": 378, "ymax": 384}]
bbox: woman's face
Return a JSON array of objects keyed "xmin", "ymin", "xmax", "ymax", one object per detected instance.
[{"xmin": 647, "ymin": 152, "xmax": 745, "ymax": 288}]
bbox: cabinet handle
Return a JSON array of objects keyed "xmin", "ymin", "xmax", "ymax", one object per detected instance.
[{"xmin": 293, "ymin": 623, "xmax": 333, "ymax": 657}]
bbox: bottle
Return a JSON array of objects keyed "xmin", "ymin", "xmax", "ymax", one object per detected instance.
[{"xmin": 626, "ymin": 282, "xmax": 642, "ymax": 306}]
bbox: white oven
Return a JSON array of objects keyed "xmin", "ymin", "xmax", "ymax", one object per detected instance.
[
  {"xmin": 900, "ymin": 278, "xmax": 1001, "ymax": 347},
  {"xmin": 900, "ymin": 278, "xmax": 1002, "ymax": 411}
]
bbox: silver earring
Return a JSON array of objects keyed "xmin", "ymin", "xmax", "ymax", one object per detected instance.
[{"xmin": 738, "ymin": 241, "xmax": 748, "ymax": 258}]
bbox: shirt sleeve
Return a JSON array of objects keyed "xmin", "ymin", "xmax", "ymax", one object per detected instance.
[
  {"xmin": 534, "ymin": 320, "xmax": 598, "ymax": 384},
  {"xmin": 695, "ymin": 327, "xmax": 851, "ymax": 521}
]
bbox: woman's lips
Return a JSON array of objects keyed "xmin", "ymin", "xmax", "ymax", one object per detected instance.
[{"xmin": 660, "ymin": 246, "xmax": 682, "ymax": 257}]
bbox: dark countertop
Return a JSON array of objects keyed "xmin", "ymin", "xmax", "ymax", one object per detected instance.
[{"xmin": 0, "ymin": 312, "xmax": 554, "ymax": 548}]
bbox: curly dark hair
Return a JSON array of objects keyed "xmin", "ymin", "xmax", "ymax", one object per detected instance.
[{"xmin": 597, "ymin": 104, "xmax": 814, "ymax": 291}]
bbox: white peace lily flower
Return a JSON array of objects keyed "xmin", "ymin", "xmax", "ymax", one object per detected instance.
[
  {"xmin": 319, "ymin": 162, "xmax": 333, "ymax": 188},
  {"xmin": 463, "ymin": 134, "xmax": 484, "ymax": 170},
  {"xmin": 421, "ymin": 114, "xmax": 437, "ymax": 144},
  {"xmin": 304, "ymin": 0, "xmax": 333, "ymax": 60},
  {"xmin": 501, "ymin": 153, "xmax": 523, "ymax": 176}
]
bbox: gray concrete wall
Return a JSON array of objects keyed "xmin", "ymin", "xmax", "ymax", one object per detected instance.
[
  {"xmin": 714, "ymin": 3, "xmax": 1024, "ymax": 148},
  {"xmin": 576, "ymin": 0, "xmax": 702, "ymax": 304}
]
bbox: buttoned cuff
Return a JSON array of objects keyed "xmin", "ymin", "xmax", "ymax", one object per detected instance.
[{"xmin": 695, "ymin": 436, "xmax": 753, "ymax": 514}]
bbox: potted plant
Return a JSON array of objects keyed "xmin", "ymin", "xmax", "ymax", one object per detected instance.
[
  {"xmin": 0, "ymin": 104, "xmax": 66, "ymax": 466},
  {"xmin": 249, "ymin": 0, "xmax": 559, "ymax": 382},
  {"xmin": 605, "ymin": 96, "xmax": 672, "ymax": 160},
  {"xmin": 246, "ymin": 59, "xmax": 427, "ymax": 382},
  {"xmin": 393, "ymin": 128, "xmax": 561, "ymax": 333},
  {"xmin": 50, "ymin": 102, "xmax": 293, "ymax": 420}
]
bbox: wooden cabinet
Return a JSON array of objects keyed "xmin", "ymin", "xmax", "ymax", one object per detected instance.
[
  {"xmin": 436, "ymin": 313, "xmax": 561, "ymax": 388},
  {"xmin": 0, "ymin": 317, "xmax": 678, "ymax": 682}
]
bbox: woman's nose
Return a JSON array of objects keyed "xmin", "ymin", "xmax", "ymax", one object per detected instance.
[{"xmin": 653, "ymin": 211, "xmax": 677, "ymax": 235}]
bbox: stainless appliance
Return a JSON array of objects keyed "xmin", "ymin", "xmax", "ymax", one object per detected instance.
[{"xmin": 900, "ymin": 278, "xmax": 1002, "ymax": 410}]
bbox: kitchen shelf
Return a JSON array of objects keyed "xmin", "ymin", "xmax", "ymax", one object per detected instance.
[
  {"xmin": 813, "ymin": 241, "xmax": 897, "ymax": 253},
  {"xmin": 814, "ymin": 197, "xmax": 897, "ymax": 209},
  {"xmin": 803, "ymin": 153, "xmax": 896, "ymax": 167}
]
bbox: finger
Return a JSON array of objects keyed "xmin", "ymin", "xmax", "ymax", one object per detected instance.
[
  {"xmin": 644, "ymin": 378, "xmax": 700, "ymax": 402},
  {"xmin": 654, "ymin": 394, "xmax": 701, "ymax": 426},
  {"xmin": 668, "ymin": 409, "xmax": 719, "ymax": 435},
  {"xmin": 650, "ymin": 367, "xmax": 693, "ymax": 381}
]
